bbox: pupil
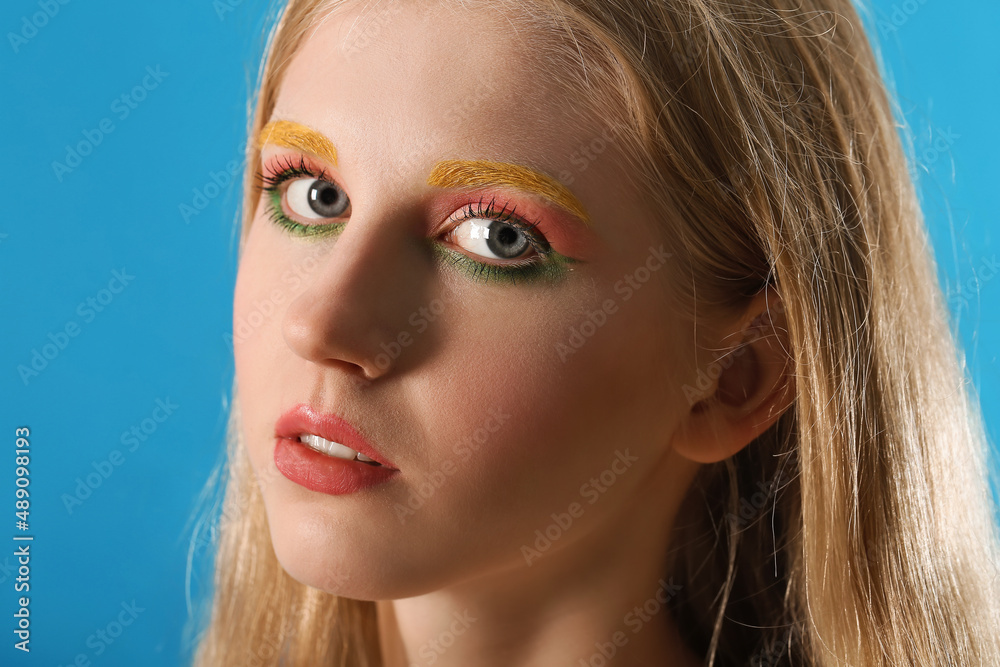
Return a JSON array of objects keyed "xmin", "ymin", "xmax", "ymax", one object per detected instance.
[
  {"xmin": 487, "ymin": 222, "xmax": 529, "ymax": 259},
  {"xmin": 308, "ymin": 180, "xmax": 348, "ymax": 217}
]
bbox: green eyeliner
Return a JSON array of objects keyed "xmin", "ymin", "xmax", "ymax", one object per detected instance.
[
  {"xmin": 263, "ymin": 181, "xmax": 578, "ymax": 285},
  {"xmin": 265, "ymin": 189, "xmax": 345, "ymax": 239},
  {"xmin": 430, "ymin": 242, "xmax": 578, "ymax": 286}
]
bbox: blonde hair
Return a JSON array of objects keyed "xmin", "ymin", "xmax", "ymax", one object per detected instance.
[{"xmin": 189, "ymin": 1, "xmax": 1000, "ymax": 665}]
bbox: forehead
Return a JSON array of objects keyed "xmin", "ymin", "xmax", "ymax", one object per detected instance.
[{"xmin": 271, "ymin": 1, "xmax": 607, "ymax": 176}]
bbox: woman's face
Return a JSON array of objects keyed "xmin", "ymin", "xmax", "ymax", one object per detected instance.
[{"xmin": 234, "ymin": 1, "xmax": 700, "ymax": 599}]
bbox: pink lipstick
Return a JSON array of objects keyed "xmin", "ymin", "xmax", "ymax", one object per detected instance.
[{"xmin": 274, "ymin": 404, "xmax": 398, "ymax": 495}]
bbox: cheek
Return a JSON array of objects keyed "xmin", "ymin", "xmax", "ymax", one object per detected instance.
[
  {"xmin": 232, "ymin": 222, "xmax": 306, "ymax": 472},
  {"xmin": 404, "ymin": 274, "xmax": 685, "ymax": 551}
]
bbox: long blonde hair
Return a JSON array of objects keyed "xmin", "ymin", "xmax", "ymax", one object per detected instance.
[{"xmin": 189, "ymin": 1, "xmax": 1000, "ymax": 665}]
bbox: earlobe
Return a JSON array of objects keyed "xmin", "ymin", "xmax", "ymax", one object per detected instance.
[{"xmin": 671, "ymin": 290, "xmax": 794, "ymax": 464}]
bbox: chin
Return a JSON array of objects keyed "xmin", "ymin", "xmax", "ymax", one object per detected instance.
[{"xmin": 261, "ymin": 494, "xmax": 437, "ymax": 601}]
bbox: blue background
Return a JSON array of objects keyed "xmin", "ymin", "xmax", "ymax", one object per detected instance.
[{"xmin": 1, "ymin": 0, "xmax": 997, "ymax": 664}]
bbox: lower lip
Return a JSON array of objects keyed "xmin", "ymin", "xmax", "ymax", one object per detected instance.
[{"xmin": 274, "ymin": 437, "xmax": 399, "ymax": 495}]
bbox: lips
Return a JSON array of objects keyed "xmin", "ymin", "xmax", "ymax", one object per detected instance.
[{"xmin": 273, "ymin": 404, "xmax": 399, "ymax": 495}]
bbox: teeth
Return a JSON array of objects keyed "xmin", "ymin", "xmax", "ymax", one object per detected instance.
[
  {"xmin": 298, "ymin": 434, "xmax": 382, "ymax": 466},
  {"xmin": 299, "ymin": 434, "xmax": 359, "ymax": 461}
]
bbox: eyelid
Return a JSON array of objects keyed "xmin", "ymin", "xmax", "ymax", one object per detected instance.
[
  {"xmin": 257, "ymin": 152, "xmax": 351, "ymax": 235},
  {"xmin": 445, "ymin": 206, "xmax": 549, "ymax": 264},
  {"xmin": 446, "ymin": 198, "xmax": 547, "ymax": 240},
  {"xmin": 258, "ymin": 151, "xmax": 338, "ymax": 189},
  {"xmin": 429, "ymin": 188, "xmax": 596, "ymax": 262},
  {"xmin": 427, "ymin": 159, "xmax": 590, "ymax": 226},
  {"xmin": 258, "ymin": 158, "xmax": 598, "ymax": 261}
]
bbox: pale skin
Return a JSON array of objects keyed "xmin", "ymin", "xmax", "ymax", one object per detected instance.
[{"xmin": 233, "ymin": 2, "xmax": 793, "ymax": 665}]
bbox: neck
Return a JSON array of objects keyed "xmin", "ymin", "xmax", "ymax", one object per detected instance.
[{"xmin": 376, "ymin": 462, "xmax": 703, "ymax": 667}]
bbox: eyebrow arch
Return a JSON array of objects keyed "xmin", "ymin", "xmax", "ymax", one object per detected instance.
[
  {"xmin": 427, "ymin": 159, "xmax": 590, "ymax": 225},
  {"xmin": 257, "ymin": 120, "xmax": 338, "ymax": 166}
]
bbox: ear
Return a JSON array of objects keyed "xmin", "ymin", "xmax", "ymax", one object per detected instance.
[{"xmin": 671, "ymin": 287, "xmax": 795, "ymax": 464}]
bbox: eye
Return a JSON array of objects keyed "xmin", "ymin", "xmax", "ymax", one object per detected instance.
[
  {"xmin": 286, "ymin": 178, "xmax": 350, "ymax": 219},
  {"xmin": 449, "ymin": 218, "xmax": 537, "ymax": 261},
  {"xmin": 444, "ymin": 197, "xmax": 551, "ymax": 265}
]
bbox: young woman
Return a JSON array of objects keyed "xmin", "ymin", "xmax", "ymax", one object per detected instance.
[{"xmin": 190, "ymin": 0, "xmax": 1000, "ymax": 664}]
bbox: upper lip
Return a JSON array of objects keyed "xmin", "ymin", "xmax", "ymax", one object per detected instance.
[{"xmin": 274, "ymin": 404, "xmax": 397, "ymax": 470}]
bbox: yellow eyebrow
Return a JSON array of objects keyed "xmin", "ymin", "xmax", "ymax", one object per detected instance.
[
  {"xmin": 257, "ymin": 120, "xmax": 338, "ymax": 166},
  {"xmin": 427, "ymin": 159, "xmax": 590, "ymax": 225}
]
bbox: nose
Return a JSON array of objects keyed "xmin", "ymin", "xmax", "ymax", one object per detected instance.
[{"xmin": 281, "ymin": 209, "xmax": 426, "ymax": 381}]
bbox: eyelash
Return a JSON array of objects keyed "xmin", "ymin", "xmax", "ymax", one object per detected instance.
[
  {"xmin": 255, "ymin": 158, "xmax": 578, "ymax": 285},
  {"xmin": 256, "ymin": 156, "xmax": 345, "ymax": 238}
]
